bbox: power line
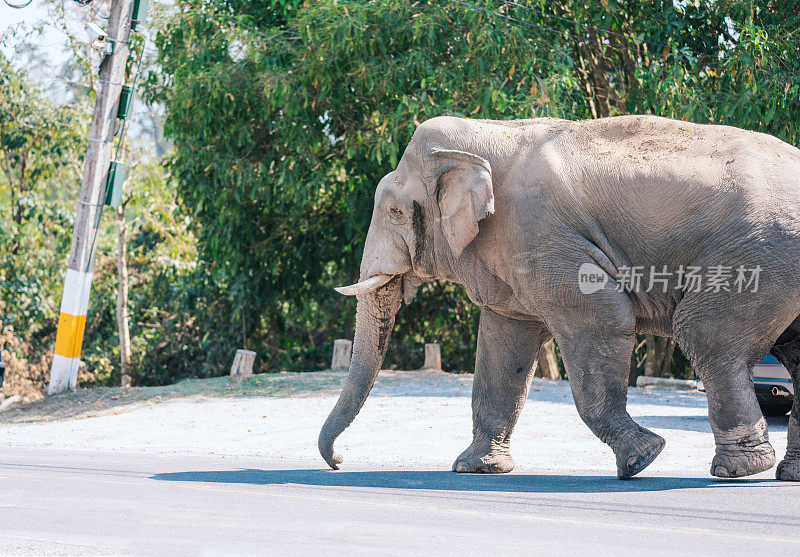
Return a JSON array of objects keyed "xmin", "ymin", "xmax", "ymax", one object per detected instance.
[{"xmin": 3, "ymin": 0, "xmax": 34, "ymax": 8}]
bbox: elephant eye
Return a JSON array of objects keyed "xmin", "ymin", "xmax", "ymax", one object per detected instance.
[{"xmin": 389, "ymin": 206, "xmax": 403, "ymax": 216}]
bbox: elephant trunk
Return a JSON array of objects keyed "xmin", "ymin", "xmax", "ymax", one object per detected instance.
[{"xmin": 318, "ymin": 276, "xmax": 403, "ymax": 469}]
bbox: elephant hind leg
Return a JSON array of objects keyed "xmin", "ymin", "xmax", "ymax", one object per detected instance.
[
  {"xmin": 673, "ymin": 299, "xmax": 777, "ymax": 478},
  {"xmin": 769, "ymin": 335, "xmax": 800, "ymax": 481},
  {"xmin": 688, "ymin": 352, "xmax": 774, "ymax": 477},
  {"xmin": 704, "ymin": 358, "xmax": 775, "ymax": 478}
]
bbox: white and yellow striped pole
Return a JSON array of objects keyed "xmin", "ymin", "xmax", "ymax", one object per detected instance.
[
  {"xmin": 49, "ymin": 270, "xmax": 94, "ymax": 393},
  {"xmin": 46, "ymin": 0, "xmax": 135, "ymax": 395}
]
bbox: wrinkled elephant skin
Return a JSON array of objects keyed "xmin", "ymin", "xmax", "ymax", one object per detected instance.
[{"xmin": 320, "ymin": 115, "xmax": 800, "ymax": 481}]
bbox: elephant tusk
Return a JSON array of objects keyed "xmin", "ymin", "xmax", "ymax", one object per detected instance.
[{"xmin": 334, "ymin": 274, "xmax": 394, "ymax": 296}]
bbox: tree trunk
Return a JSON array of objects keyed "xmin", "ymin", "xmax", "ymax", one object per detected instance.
[
  {"xmin": 10, "ymin": 154, "xmax": 27, "ymax": 256},
  {"xmin": 556, "ymin": 3, "xmax": 629, "ymax": 119},
  {"xmin": 536, "ymin": 340, "xmax": 561, "ymax": 380},
  {"xmin": 116, "ymin": 205, "xmax": 132, "ymax": 388},
  {"xmin": 660, "ymin": 337, "xmax": 676, "ymax": 377},
  {"xmin": 628, "ymin": 336, "xmax": 646, "ymax": 386},
  {"xmin": 644, "ymin": 335, "xmax": 676, "ymax": 378}
]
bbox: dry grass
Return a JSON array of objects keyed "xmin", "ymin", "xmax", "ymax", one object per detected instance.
[
  {"xmin": 0, "ymin": 325, "xmax": 48, "ymax": 404},
  {"xmin": 0, "ymin": 370, "xmax": 347, "ymax": 423}
]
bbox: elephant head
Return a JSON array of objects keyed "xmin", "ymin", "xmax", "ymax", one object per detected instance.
[{"xmin": 318, "ymin": 129, "xmax": 496, "ymax": 469}]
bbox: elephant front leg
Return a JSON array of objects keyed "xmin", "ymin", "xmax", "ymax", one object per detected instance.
[{"xmin": 453, "ymin": 308, "xmax": 547, "ymax": 474}]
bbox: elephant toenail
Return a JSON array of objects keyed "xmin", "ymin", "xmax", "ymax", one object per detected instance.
[{"xmin": 714, "ymin": 465, "xmax": 730, "ymax": 477}]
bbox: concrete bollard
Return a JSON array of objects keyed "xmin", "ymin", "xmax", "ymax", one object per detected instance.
[
  {"xmin": 229, "ymin": 349, "xmax": 256, "ymax": 382},
  {"xmin": 423, "ymin": 343, "xmax": 442, "ymax": 371},
  {"xmin": 331, "ymin": 339, "xmax": 352, "ymax": 370}
]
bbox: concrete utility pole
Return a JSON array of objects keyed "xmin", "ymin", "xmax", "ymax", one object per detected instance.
[{"xmin": 47, "ymin": 0, "xmax": 135, "ymax": 394}]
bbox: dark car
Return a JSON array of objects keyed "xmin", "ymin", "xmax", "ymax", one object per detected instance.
[{"xmin": 753, "ymin": 355, "xmax": 795, "ymax": 417}]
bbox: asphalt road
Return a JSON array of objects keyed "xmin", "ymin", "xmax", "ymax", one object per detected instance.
[{"xmin": 0, "ymin": 448, "xmax": 798, "ymax": 556}]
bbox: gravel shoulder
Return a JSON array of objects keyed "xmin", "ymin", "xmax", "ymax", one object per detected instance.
[
  {"xmin": 0, "ymin": 371, "xmax": 350, "ymax": 424},
  {"xmin": 0, "ymin": 369, "xmax": 790, "ymax": 477}
]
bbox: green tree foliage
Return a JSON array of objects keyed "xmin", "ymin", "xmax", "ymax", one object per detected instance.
[
  {"xmin": 554, "ymin": 1, "xmax": 800, "ymax": 141},
  {"xmin": 149, "ymin": 0, "xmax": 584, "ymax": 372},
  {"xmin": 79, "ymin": 157, "xmax": 211, "ymax": 386},
  {"xmin": 0, "ymin": 53, "xmax": 92, "ymax": 396},
  {"xmin": 1, "ymin": 42, "xmax": 209, "ymax": 388},
  {"xmin": 0, "ymin": 52, "xmax": 87, "ymax": 339},
  {"xmin": 147, "ymin": 0, "xmax": 800, "ymax": 377},
  {"xmin": 5, "ymin": 1, "xmax": 800, "ymax": 389}
]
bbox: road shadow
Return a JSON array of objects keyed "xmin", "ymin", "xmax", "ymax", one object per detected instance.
[
  {"xmin": 151, "ymin": 468, "xmax": 782, "ymax": 494},
  {"xmin": 766, "ymin": 415, "xmax": 792, "ymax": 428}
]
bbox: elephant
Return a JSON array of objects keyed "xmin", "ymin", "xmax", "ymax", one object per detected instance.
[{"xmin": 319, "ymin": 114, "xmax": 800, "ymax": 480}]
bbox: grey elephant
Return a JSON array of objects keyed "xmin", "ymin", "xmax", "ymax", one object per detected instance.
[{"xmin": 319, "ymin": 114, "xmax": 800, "ymax": 480}]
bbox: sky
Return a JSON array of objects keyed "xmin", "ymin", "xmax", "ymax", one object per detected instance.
[
  {"xmin": 0, "ymin": 1, "xmax": 42, "ymax": 28},
  {"xmin": 2, "ymin": 0, "xmax": 165, "ymax": 155},
  {"xmin": 1, "ymin": 0, "xmax": 77, "ymax": 90},
  {"xmin": 1, "ymin": 1, "xmax": 66, "ymax": 52}
]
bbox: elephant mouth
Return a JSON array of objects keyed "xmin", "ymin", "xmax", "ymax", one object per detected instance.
[{"xmin": 334, "ymin": 274, "xmax": 395, "ymax": 296}]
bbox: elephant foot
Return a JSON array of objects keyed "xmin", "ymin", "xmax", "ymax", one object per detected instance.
[
  {"xmin": 711, "ymin": 443, "xmax": 775, "ymax": 478},
  {"xmin": 710, "ymin": 419, "xmax": 775, "ymax": 478},
  {"xmin": 615, "ymin": 430, "xmax": 665, "ymax": 480},
  {"xmin": 775, "ymin": 458, "xmax": 800, "ymax": 481},
  {"xmin": 452, "ymin": 439, "xmax": 514, "ymax": 474}
]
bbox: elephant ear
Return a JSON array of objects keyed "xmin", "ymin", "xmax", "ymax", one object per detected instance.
[{"xmin": 429, "ymin": 148, "xmax": 495, "ymax": 258}]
